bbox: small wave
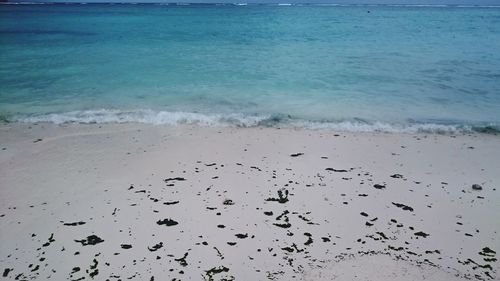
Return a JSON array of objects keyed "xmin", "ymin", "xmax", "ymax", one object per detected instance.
[
  {"xmin": 290, "ymin": 120, "xmax": 472, "ymax": 134},
  {"xmin": 9, "ymin": 109, "xmax": 499, "ymax": 135},
  {"xmin": 13, "ymin": 109, "xmax": 270, "ymax": 128}
]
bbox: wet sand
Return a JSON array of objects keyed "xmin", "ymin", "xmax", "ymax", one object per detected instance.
[{"xmin": 0, "ymin": 123, "xmax": 498, "ymax": 280}]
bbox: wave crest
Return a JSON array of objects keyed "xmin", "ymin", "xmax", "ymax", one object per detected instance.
[
  {"xmin": 10, "ymin": 109, "xmax": 499, "ymax": 134},
  {"xmin": 13, "ymin": 109, "xmax": 269, "ymax": 127}
]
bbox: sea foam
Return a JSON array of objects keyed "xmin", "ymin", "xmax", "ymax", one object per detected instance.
[{"xmin": 12, "ymin": 109, "xmax": 499, "ymax": 134}]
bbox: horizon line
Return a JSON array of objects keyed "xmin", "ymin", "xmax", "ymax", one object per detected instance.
[{"xmin": 2, "ymin": 1, "xmax": 500, "ymax": 6}]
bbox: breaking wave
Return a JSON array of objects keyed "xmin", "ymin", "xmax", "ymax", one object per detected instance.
[
  {"xmin": 3, "ymin": 109, "xmax": 500, "ymax": 134},
  {"xmin": 8, "ymin": 109, "xmax": 500, "ymax": 134}
]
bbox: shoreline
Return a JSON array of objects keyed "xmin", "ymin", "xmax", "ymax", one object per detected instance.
[
  {"xmin": 1, "ymin": 122, "xmax": 499, "ymax": 280},
  {"xmin": 4, "ymin": 114, "xmax": 500, "ymax": 135}
]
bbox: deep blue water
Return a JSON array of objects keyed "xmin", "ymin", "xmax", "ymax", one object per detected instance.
[{"xmin": 1, "ymin": 3, "xmax": 500, "ymax": 133}]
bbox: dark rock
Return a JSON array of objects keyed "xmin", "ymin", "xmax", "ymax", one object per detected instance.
[
  {"xmin": 205, "ymin": 266, "xmax": 230, "ymax": 280},
  {"xmin": 223, "ymin": 199, "xmax": 234, "ymax": 205},
  {"xmin": 376, "ymin": 232, "xmax": 388, "ymax": 240},
  {"xmin": 414, "ymin": 231, "xmax": 430, "ymax": 238},
  {"xmin": 325, "ymin": 168, "xmax": 348, "ymax": 172},
  {"xmin": 74, "ymin": 235, "xmax": 104, "ymax": 246},
  {"xmin": 480, "ymin": 247, "xmax": 496, "ymax": 256},
  {"xmin": 157, "ymin": 218, "xmax": 178, "ymax": 226},
  {"xmin": 265, "ymin": 189, "xmax": 289, "ymax": 204},
  {"xmin": 175, "ymin": 252, "xmax": 188, "ymax": 267},
  {"xmin": 163, "ymin": 201, "xmax": 179, "ymax": 205},
  {"xmin": 2, "ymin": 268, "xmax": 12, "ymax": 277},
  {"xmin": 304, "ymin": 233, "xmax": 313, "ymax": 246},
  {"xmin": 273, "ymin": 222, "xmax": 291, "ymax": 228},
  {"xmin": 164, "ymin": 177, "xmax": 186, "ymax": 183},
  {"xmin": 472, "ymin": 184, "xmax": 483, "ymax": 191},
  {"xmin": 392, "ymin": 202, "xmax": 414, "ymax": 212},
  {"xmin": 148, "ymin": 242, "xmax": 163, "ymax": 252},
  {"xmin": 63, "ymin": 221, "xmax": 86, "ymax": 226}
]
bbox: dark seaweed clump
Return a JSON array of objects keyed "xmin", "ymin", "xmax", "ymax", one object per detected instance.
[
  {"xmin": 74, "ymin": 235, "xmax": 104, "ymax": 246},
  {"xmin": 266, "ymin": 189, "xmax": 289, "ymax": 204},
  {"xmin": 157, "ymin": 218, "xmax": 179, "ymax": 226}
]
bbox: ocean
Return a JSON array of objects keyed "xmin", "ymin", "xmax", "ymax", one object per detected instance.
[{"xmin": 1, "ymin": 3, "xmax": 500, "ymax": 133}]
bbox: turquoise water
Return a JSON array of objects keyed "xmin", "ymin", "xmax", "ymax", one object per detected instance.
[{"xmin": 1, "ymin": 4, "xmax": 500, "ymax": 132}]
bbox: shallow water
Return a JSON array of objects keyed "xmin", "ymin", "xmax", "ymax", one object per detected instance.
[{"xmin": 1, "ymin": 4, "xmax": 500, "ymax": 132}]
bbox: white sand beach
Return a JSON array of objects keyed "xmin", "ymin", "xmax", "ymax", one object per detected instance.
[{"xmin": 0, "ymin": 123, "xmax": 498, "ymax": 280}]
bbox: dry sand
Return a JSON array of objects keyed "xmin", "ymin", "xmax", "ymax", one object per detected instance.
[{"xmin": 0, "ymin": 123, "xmax": 499, "ymax": 280}]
